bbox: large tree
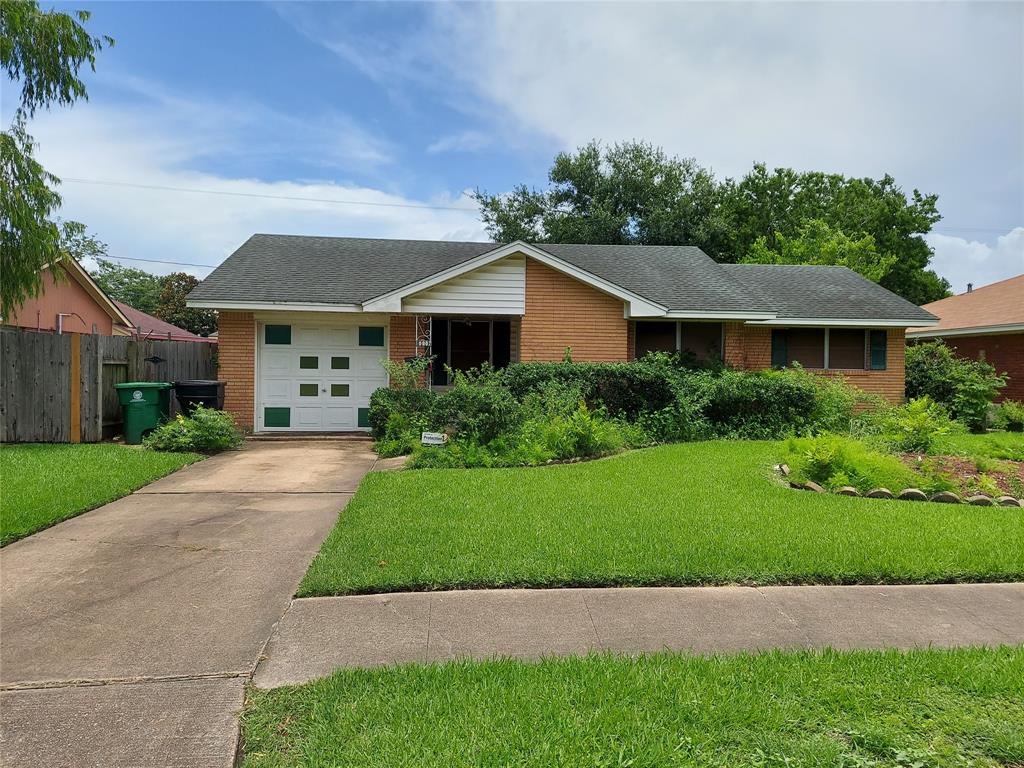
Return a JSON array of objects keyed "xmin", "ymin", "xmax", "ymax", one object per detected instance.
[
  {"xmin": 91, "ymin": 258, "xmax": 164, "ymax": 316},
  {"xmin": 476, "ymin": 142, "xmax": 950, "ymax": 304},
  {"xmin": 156, "ymin": 272, "xmax": 217, "ymax": 337},
  {"xmin": 0, "ymin": 1, "xmax": 111, "ymax": 315}
]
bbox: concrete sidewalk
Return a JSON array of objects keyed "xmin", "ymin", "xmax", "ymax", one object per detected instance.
[
  {"xmin": 0, "ymin": 440, "xmax": 375, "ymax": 768},
  {"xmin": 253, "ymin": 583, "xmax": 1024, "ymax": 688}
]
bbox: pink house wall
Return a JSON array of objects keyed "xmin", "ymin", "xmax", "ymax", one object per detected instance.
[{"xmin": 5, "ymin": 267, "xmax": 116, "ymax": 335}]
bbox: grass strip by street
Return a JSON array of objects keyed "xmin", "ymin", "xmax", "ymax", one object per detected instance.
[
  {"xmin": 299, "ymin": 441, "xmax": 1024, "ymax": 596},
  {"xmin": 1, "ymin": 443, "xmax": 201, "ymax": 545},
  {"xmin": 241, "ymin": 646, "xmax": 1024, "ymax": 768}
]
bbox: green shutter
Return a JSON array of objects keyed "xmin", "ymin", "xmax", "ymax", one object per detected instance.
[
  {"xmin": 331, "ymin": 356, "xmax": 350, "ymax": 370},
  {"xmin": 869, "ymin": 330, "xmax": 887, "ymax": 370},
  {"xmin": 771, "ymin": 330, "xmax": 788, "ymax": 368},
  {"xmin": 299, "ymin": 356, "xmax": 318, "ymax": 369},
  {"xmin": 299, "ymin": 383, "xmax": 318, "ymax": 397},
  {"xmin": 264, "ymin": 325, "xmax": 291, "ymax": 345},
  {"xmin": 359, "ymin": 326, "xmax": 385, "ymax": 347},
  {"xmin": 357, "ymin": 407, "xmax": 371, "ymax": 428},
  {"xmin": 264, "ymin": 407, "xmax": 290, "ymax": 428},
  {"xmin": 330, "ymin": 384, "xmax": 350, "ymax": 397}
]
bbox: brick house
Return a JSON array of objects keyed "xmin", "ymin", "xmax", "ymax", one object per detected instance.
[
  {"xmin": 188, "ymin": 236, "xmax": 936, "ymax": 432},
  {"xmin": 907, "ymin": 274, "xmax": 1024, "ymax": 401}
]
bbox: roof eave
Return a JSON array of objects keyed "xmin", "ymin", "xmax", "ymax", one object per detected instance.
[{"xmin": 748, "ymin": 317, "xmax": 939, "ymax": 328}]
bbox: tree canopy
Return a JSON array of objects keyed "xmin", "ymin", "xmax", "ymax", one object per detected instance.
[
  {"xmin": 475, "ymin": 142, "xmax": 950, "ymax": 304},
  {"xmin": 0, "ymin": 1, "xmax": 112, "ymax": 315},
  {"xmin": 156, "ymin": 273, "xmax": 217, "ymax": 337},
  {"xmin": 92, "ymin": 258, "xmax": 164, "ymax": 316}
]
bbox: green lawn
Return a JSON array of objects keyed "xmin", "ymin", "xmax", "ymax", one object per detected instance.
[
  {"xmin": 935, "ymin": 430, "xmax": 1024, "ymax": 461},
  {"xmin": 1, "ymin": 443, "xmax": 201, "ymax": 545},
  {"xmin": 241, "ymin": 647, "xmax": 1024, "ymax": 768},
  {"xmin": 300, "ymin": 441, "xmax": 1024, "ymax": 596}
]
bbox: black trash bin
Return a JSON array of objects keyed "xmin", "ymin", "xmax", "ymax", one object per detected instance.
[{"xmin": 174, "ymin": 380, "xmax": 226, "ymax": 416}]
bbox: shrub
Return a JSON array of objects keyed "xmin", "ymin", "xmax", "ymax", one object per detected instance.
[
  {"xmin": 906, "ymin": 341, "xmax": 1005, "ymax": 431},
  {"xmin": 700, "ymin": 369, "xmax": 818, "ymax": 439},
  {"xmin": 430, "ymin": 365, "xmax": 522, "ymax": 443},
  {"xmin": 784, "ymin": 433, "xmax": 919, "ymax": 493},
  {"xmin": 878, "ymin": 396, "xmax": 956, "ymax": 454},
  {"xmin": 380, "ymin": 356, "xmax": 432, "ymax": 390},
  {"xmin": 143, "ymin": 406, "xmax": 243, "ymax": 454},
  {"xmin": 997, "ymin": 400, "xmax": 1024, "ymax": 432},
  {"xmin": 367, "ymin": 386, "xmax": 435, "ymax": 440}
]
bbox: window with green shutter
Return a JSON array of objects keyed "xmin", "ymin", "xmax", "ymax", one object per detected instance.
[
  {"xmin": 771, "ymin": 330, "xmax": 788, "ymax": 368},
  {"xmin": 358, "ymin": 326, "xmax": 385, "ymax": 347},
  {"xmin": 264, "ymin": 407, "xmax": 290, "ymax": 428},
  {"xmin": 869, "ymin": 330, "xmax": 888, "ymax": 370},
  {"xmin": 264, "ymin": 324, "xmax": 291, "ymax": 345}
]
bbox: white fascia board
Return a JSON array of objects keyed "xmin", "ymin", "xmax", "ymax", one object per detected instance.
[
  {"xmin": 906, "ymin": 322, "xmax": 1024, "ymax": 338},
  {"xmin": 663, "ymin": 310, "xmax": 777, "ymax": 321},
  {"xmin": 186, "ymin": 299, "xmax": 363, "ymax": 313},
  {"xmin": 748, "ymin": 317, "xmax": 939, "ymax": 328},
  {"xmin": 361, "ymin": 240, "xmax": 669, "ymax": 317}
]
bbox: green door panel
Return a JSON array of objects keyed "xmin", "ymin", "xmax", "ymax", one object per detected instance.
[
  {"xmin": 357, "ymin": 407, "xmax": 371, "ymax": 428},
  {"xmin": 264, "ymin": 407, "xmax": 290, "ymax": 428},
  {"xmin": 264, "ymin": 325, "xmax": 291, "ymax": 345},
  {"xmin": 358, "ymin": 326, "xmax": 385, "ymax": 347}
]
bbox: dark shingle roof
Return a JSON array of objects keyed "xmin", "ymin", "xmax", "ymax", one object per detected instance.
[
  {"xmin": 189, "ymin": 234, "xmax": 936, "ymax": 323},
  {"xmin": 721, "ymin": 264, "xmax": 936, "ymax": 322}
]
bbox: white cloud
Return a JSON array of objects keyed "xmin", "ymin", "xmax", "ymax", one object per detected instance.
[
  {"xmin": 24, "ymin": 96, "xmax": 486, "ymax": 278},
  {"xmin": 928, "ymin": 228, "xmax": 1024, "ymax": 294},
  {"xmin": 426, "ymin": 130, "xmax": 491, "ymax": 155}
]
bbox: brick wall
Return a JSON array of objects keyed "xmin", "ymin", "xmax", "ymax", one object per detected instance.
[
  {"xmin": 217, "ymin": 311, "xmax": 255, "ymax": 429},
  {"xmin": 389, "ymin": 314, "xmax": 416, "ymax": 363},
  {"xmin": 520, "ymin": 259, "xmax": 628, "ymax": 362},
  {"xmin": 723, "ymin": 323, "xmax": 906, "ymax": 404},
  {"xmin": 934, "ymin": 332, "xmax": 1024, "ymax": 402},
  {"xmin": 723, "ymin": 322, "xmax": 772, "ymax": 370}
]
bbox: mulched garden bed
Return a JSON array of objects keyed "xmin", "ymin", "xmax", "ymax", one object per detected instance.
[{"xmin": 899, "ymin": 453, "xmax": 1024, "ymax": 497}]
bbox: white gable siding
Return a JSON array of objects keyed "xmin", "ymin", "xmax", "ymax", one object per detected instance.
[{"xmin": 402, "ymin": 254, "xmax": 525, "ymax": 315}]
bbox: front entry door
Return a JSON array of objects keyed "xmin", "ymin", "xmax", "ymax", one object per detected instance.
[{"xmin": 449, "ymin": 320, "xmax": 491, "ymax": 372}]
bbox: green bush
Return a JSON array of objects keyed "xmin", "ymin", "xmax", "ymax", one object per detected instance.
[
  {"xmin": 997, "ymin": 400, "xmax": 1024, "ymax": 432},
  {"xmin": 878, "ymin": 396, "xmax": 956, "ymax": 454},
  {"xmin": 143, "ymin": 406, "xmax": 243, "ymax": 454},
  {"xmin": 367, "ymin": 386, "xmax": 435, "ymax": 439},
  {"xmin": 430, "ymin": 365, "xmax": 522, "ymax": 443},
  {"xmin": 700, "ymin": 369, "xmax": 818, "ymax": 439},
  {"xmin": 784, "ymin": 433, "xmax": 919, "ymax": 493},
  {"xmin": 906, "ymin": 341, "xmax": 1005, "ymax": 431}
]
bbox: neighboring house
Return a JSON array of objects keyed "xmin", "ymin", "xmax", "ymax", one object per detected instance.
[
  {"xmin": 907, "ymin": 274, "xmax": 1024, "ymax": 402},
  {"xmin": 113, "ymin": 300, "xmax": 215, "ymax": 343},
  {"xmin": 187, "ymin": 236, "xmax": 937, "ymax": 432},
  {"xmin": 3, "ymin": 259, "xmax": 132, "ymax": 336}
]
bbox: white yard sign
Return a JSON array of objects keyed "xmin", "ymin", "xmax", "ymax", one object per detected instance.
[{"xmin": 421, "ymin": 431, "xmax": 448, "ymax": 446}]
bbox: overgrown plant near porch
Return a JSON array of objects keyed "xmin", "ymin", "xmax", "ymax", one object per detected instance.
[{"xmin": 368, "ymin": 355, "xmax": 874, "ymax": 468}]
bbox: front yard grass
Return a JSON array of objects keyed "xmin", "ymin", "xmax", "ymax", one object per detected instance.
[
  {"xmin": 241, "ymin": 647, "xmax": 1024, "ymax": 768},
  {"xmin": 300, "ymin": 441, "xmax": 1024, "ymax": 596},
  {"xmin": 1, "ymin": 443, "xmax": 201, "ymax": 545}
]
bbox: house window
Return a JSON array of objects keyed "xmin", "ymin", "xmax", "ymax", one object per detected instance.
[
  {"xmin": 828, "ymin": 329, "xmax": 867, "ymax": 369},
  {"xmin": 772, "ymin": 329, "xmax": 825, "ymax": 368},
  {"xmin": 635, "ymin": 321, "xmax": 723, "ymax": 360},
  {"xmin": 636, "ymin": 322, "xmax": 677, "ymax": 356},
  {"xmin": 771, "ymin": 328, "xmax": 886, "ymax": 370}
]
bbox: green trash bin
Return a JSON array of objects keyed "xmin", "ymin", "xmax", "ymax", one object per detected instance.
[{"xmin": 116, "ymin": 382, "xmax": 173, "ymax": 444}]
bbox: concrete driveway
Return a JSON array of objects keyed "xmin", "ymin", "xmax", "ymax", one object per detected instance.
[{"xmin": 0, "ymin": 439, "xmax": 376, "ymax": 768}]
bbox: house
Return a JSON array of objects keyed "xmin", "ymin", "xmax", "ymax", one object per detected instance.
[
  {"xmin": 907, "ymin": 274, "xmax": 1024, "ymax": 401},
  {"xmin": 3, "ymin": 259, "xmax": 132, "ymax": 336},
  {"xmin": 187, "ymin": 235, "xmax": 937, "ymax": 432},
  {"xmin": 113, "ymin": 300, "xmax": 215, "ymax": 343}
]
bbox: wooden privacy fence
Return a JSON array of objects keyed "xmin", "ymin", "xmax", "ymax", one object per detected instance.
[{"xmin": 1, "ymin": 328, "xmax": 216, "ymax": 443}]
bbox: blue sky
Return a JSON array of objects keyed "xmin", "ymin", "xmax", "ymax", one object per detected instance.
[{"xmin": 14, "ymin": 1, "xmax": 1024, "ymax": 292}]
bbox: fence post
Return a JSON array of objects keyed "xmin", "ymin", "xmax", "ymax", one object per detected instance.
[{"xmin": 69, "ymin": 333, "xmax": 81, "ymax": 443}]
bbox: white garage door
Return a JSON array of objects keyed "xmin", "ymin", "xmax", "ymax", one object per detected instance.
[{"xmin": 257, "ymin": 317, "xmax": 389, "ymax": 431}]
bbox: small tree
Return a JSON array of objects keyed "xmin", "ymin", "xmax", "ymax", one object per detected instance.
[
  {"xmin": 155, "ymin": 272, "xmax": 217, "ymax": 336},
  {"xmin": 905, "ymin": 341, "xmax": 1005, "ymax": 431}
]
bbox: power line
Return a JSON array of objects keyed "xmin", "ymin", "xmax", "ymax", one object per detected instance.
[
  {"xmin": 97, "ymin": 255, "xmax": 217, "ymax": 269},
  {"xmin": 61, "ymin": 177, "xmax": 476, "ymax": 212}
]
